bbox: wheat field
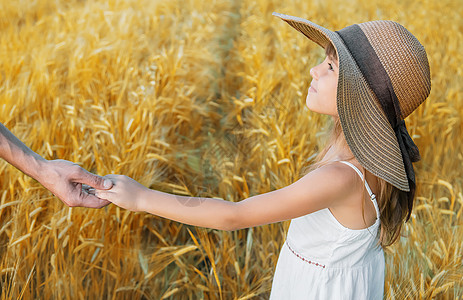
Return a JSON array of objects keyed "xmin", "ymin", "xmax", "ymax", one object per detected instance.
[{"xmin": 0, "ymin": 0, "xmax": 462, "ymax": 299}]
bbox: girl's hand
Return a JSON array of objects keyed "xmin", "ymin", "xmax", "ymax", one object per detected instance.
[{"xmin": 92, "ymin": 174, "xmax": 148, "ymax": 212}]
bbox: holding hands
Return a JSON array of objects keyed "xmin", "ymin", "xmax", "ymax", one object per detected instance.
[
  {"xmin": 91, "ymin": 175, "xmax": 149, "ymax": 212},
  {"xmin": 1, "ymin": 122, "xmax": 229, "ymax": 229},
  {"xmin": 0, "ymin": 123, "xmax": 113, "ymax": 209},
  {"xmin": 39, "ymin": 159, "xmax": 114, "ymax": 208}
]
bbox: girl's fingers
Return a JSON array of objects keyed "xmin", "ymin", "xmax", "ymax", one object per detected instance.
[{"xmin": 95, "ymin": 190, "xmax": 112, "ymax": 200}]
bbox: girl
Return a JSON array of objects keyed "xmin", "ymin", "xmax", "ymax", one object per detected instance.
[{"xmin": 93, "ymin": 12, "xmax": 431, "ymax": 299}]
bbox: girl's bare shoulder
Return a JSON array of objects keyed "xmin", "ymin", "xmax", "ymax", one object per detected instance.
[{"xmin": 307, "ymin": 161, "xmax": 362, "ymax": 200}]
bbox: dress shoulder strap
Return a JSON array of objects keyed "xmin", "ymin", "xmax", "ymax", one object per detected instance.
[{"xmin": 338, "ymin": 161, "xmax": 380, "ymax": 219}]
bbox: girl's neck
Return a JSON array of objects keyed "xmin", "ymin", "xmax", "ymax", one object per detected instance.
[
  {"xmin": 322, "ymin": 142, "xmax": 354, "ymax": 162},
  {"xmin": 322, "ymin": 117, "xmax": 355, "ymax": 163},
  {"xmin": 306, "ymin": 116, "xmax": 357, "ymax": 174}
]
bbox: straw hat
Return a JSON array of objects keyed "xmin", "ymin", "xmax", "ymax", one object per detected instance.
[{"xmin": 272, "ymin": 12, "xmax": 431, "ymax": 192}]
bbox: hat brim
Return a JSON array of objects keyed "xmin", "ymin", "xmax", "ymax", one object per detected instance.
[{"xmin": 272, "ymin": 12, "xmax": 409, "ymax": 191}]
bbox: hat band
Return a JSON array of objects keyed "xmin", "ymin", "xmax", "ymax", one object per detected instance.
[
  {"xmin": 335, "ymin": 24, "xmax": 402, "ymax": 127},
  {"xmin": 335, "ymin": 25, "xmax": 420, "ymax": 197}
]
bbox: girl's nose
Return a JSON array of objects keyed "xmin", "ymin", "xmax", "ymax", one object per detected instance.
[{"xmin": 310, "ymin": 67, "xmax": 318, "ymax": 80}]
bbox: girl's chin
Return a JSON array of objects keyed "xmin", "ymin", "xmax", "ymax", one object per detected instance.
[
  {"xmin": 305, "ymin": 104, "xmax": 336, "ymax": 116},
  {"xmin": 305, "ymin": 99, "xmax": 317, "ymax": 111}
]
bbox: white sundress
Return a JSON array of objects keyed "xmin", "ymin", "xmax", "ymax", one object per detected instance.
[{"xmin": 269, "ymin": 161, "xmax": 385, "ymax": 299}]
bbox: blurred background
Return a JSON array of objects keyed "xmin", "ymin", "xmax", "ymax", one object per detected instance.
[{"xmin": 0, "ymin": 0, "xmax": 461, "ymax": 299}]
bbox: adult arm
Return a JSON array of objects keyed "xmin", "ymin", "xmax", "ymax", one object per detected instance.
[{"xmin": 0, "ymin": 122, "xmax": 112, "ymax": 208}]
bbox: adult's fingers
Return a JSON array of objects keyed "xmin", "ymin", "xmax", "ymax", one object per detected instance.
[
  {"xmin": 73, "ymin": 168, "xmax": 113, "ymax": 190},
  {"xmin": 86, "ymin": 187, "xmax": 96, "ymax": 195}
]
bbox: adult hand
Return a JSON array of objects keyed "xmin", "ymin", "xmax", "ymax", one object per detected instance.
[{"xmin": 38, "ymin": 159, "xmax": 113, "ymax": 208}]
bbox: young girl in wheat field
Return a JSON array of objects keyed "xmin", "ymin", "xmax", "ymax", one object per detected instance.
[{"xmin": 92, "ymin": 12, "xmax": 431, "ymax": 299}]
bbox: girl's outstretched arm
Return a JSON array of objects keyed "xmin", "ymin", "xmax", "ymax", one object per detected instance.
[
  {"xmin": 94, "ymin": 174, "xmax": 236, "ymax": 231},
  {"xmin": 95, "ymin": 162, "xmax": 358, "ymax": 231}
]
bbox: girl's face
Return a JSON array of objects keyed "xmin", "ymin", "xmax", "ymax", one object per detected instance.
[{"xmin": 306, "ymin": 55, "xmax": 339, "ymax": 116}]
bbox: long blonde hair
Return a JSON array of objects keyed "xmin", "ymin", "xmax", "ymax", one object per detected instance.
[{"xmin": 301, "ymin": 43, "xmax": 413, "ymax": 248}]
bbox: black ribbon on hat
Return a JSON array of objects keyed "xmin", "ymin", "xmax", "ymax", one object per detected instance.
[{"xmin": 335, "ymin": 24, "xmax": 420, "ymax": 220}]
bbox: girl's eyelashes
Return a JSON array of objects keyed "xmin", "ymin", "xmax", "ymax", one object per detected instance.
[{"xmin": 328, "ymin": 63, "xmax": 334, "ymax": 71}]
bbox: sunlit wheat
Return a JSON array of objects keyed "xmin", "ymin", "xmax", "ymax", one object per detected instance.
[{"xmin": 0, "ymin": 0, "xmax": 462, "ymax": 299}]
